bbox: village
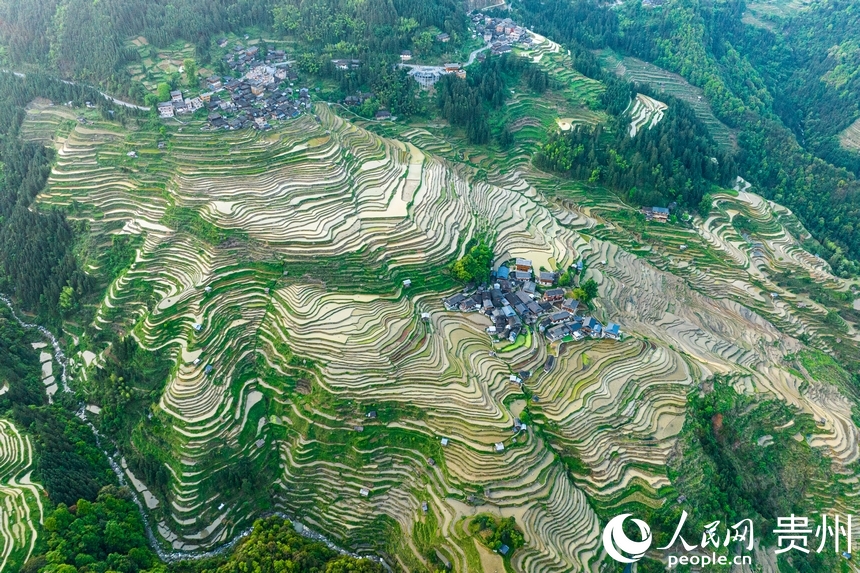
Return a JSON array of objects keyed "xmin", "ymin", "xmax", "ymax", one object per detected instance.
[
  {"xmin": 401, "ymin": 12, "xmax": 534, "ymax": 89},
  {"xmin": 443, "ymin": 257, "xmax": 622, "ymax": 364},
  {"xmin": 157, "ymin": 44, "xmax": 310, "ymax": 130},
  {"xmin": 156, "ymin": 12, "xmax": 536, "ymax": 127}
]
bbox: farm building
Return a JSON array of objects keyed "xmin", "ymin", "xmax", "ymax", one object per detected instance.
[
  {"xmin": 546, "ymin": 324, "xmax": 569, "ymax": 342},
  {"xmin": 550, "ymin": 311, "xmax": 570, "ymax": 323},
  {"xmin": 652, "ymin": 206, "xmax": 670, "ymax": 222},
  {"xmin": 158, "ymin": 102, "xmax": 175, "ymax": 118},
  {"xmin": 444, "ymin": 293, "xmax": 466, "ymax": 310},
  {"xmin": 544, "ymin": 288, "xmax": 564, "ymax": 302},
  {"xmin": 582, "ymin": 317, "xmax": 603, "ymax": 336},
  {"xmin": 604, "ymin": 323, "xmax": 621, "ymax": 340},
  {"xmin": 538, "ymin": 271, "xmax": 555, "ymax": 286}
]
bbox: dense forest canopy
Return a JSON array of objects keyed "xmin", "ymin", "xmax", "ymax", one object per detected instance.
[
  {"xmin": 734, "ymin": 0, "xmax": 860, "ymax": 173},
  {"xmin": 536, "ymin": 87, "xmax": 737, "ymax": 210},
  {"xmin": 436, "ymin": 53, "xmax": 549, "ymax": 144},
  {"xmin": 0, "ymin": 0, "xmax": 274, "ymax": 76}
]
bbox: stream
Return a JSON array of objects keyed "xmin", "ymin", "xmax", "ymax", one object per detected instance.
[{"xmin": 1, "ymin": 294, "xmax": 377, "ymax": 565}]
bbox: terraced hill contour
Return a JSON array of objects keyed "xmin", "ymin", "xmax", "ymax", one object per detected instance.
[
  {"xmin": 0, "ymin": 419, "xmax": 44, "ymax": 571},
  {"xmin": 22, "ymin": 101, "xmax": 860, "ymax": 571},
  {"xmin": 840, "ymin": 117, "xmax": 860, "ymax": 152}
]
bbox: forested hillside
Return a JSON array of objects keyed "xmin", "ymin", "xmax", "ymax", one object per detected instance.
[
  {"xmin": 513, "ymin": 0, "xmax": 860, "ymax": 276},
  {"xmin": 736, "ymin": 0, "xmax": 860, "ymax": 173},
  {"xmin": 0, "ymin": 0, "xmax": 469, "ymax": 106},
  {"xmin": 0, "ymin": 74, "xmax": 142, "ymax": 323},
  {"xmin": 0, "ymin": 0, "xmax": 271, "ymax": 80}
]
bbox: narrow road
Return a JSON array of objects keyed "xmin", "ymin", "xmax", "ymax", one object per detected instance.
[
  {"xmin": 398, "ymin": 43, "xmax": 490, "ymax": 74},
  {"xmin": 465, "ymin": 45, "xmax": 490, "ymax": 66},
  {"xmin": 1, "ymin": 68, "xmax": 151, "ymax": 111}
]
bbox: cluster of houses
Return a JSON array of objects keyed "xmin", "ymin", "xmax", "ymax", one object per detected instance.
[
  {"xmin": 641, "ymin": 206, "xmax": 670, "ymax": 223},
  {"xmin": 402, "ymin": 14, "xmax": 535, "ymax": 90},
  {"xmin": 541, "ymin": 306, "xmax": 620, "ymax": 343},
  {"xmin": 443, "ymin": 258, "xmax": 621, "ymax": 346},
  {"xmin": 471, "ymin": 13, "xmax": 533, "ymax": 55},
  {"xmin": 153, "ymin": 42, "xmax": 309, "ymax": 129},
  {"xmin": 220, "ymin": 42, "xmax": 291, "ymax": 76},
  {"xmin": 157, "ymin": 89, "xmax": 206, "ymax": 118},
  {"xmin": 158, "ymin": 65, "xmax": 311, "ymax": 129}
]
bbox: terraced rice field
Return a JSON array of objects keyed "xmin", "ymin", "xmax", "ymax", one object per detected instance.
[
  {"xmin": 745, "ymin": 0, "xmax": 813, "ymax": 18},
  {"xmin": 22, "ymin": 100, "xmax": 860, "ymax": 569},
  {"xmin": 514, "ymin": 35, "xmax": 606, "ymax": 138},
  {"xmin": 126, "ymin": 38, "xmax": 197, "ymax": 93},
  {"xmin": 839, "ymin": 117, "xmax": 860, "ymax": 152},
  {"xmin": 597, "ymin": 49, "xmax": 735, "ymax": 149},
  {"xmin": 628, "ymin": 94, "xmax": 667, "ymax": 137},
  {"xmin": 0, "ymin": 419, "xmax": 44, "ymax": 572}
]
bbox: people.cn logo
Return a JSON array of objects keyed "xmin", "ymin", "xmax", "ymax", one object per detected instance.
[{"xmin": 602, "ymin": 514, "xmax": 653, "ymax": 563}]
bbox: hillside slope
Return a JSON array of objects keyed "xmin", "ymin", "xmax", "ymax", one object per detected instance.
[{"xmin": 20, "ymin": 100, "xmax": 860, "ymax": 571}]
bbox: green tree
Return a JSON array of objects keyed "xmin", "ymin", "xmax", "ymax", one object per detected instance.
[
  {"xmin": 582, "ymin": 278, "xmax": 598, "ymax": 302},
  {"xmin": 498, "ymin": 127, "xmax": 514, "ymax": 149},
  {"xmin": 450, "ymin": 241, "xmax": 494, "ymax": 284},
  {"xmin": 183, "ymin": 58, "xmax": 197, "ymax": 86},
  {"xmin": 326, "ymin": 556, "xmax": 384, "ymax": 573},
  {"xmin": 358, "ymin": 98, "xmax": 380, "ymax": 118},
  {"xmin": 297, "ymin": 52, "xmax": 321, "ymax": 74},
  {"xmin": 38, "ymin": 487, "xmax": 155, "ymax": 573},
  {"xmin": 58, "ymin": 285, "xmax": 75, "ymax": 313},
  {"xmin": 157, "ymin": 82, "xmax": 171, "ymax": 102},
  {"xmin": 698, "ymin": 193, "xmax": 713, "ymax": 217}
]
